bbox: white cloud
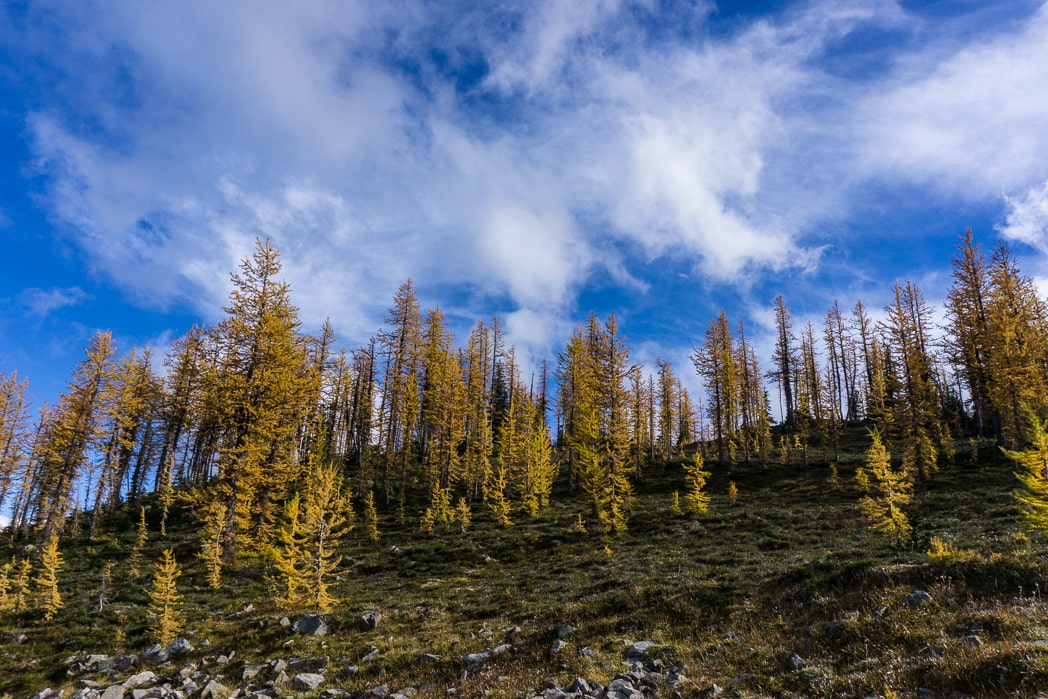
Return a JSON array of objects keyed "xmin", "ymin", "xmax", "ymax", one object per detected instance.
[
  {"xmin": 858, "ymin": 3, "xmax": 1048, "ymax": 195},
  {"xmin": 18, "ymin": 287, "xmax": 90, "ymax": 318},
  {"xmin": 15, "ymin": 0, "xmax": 1048, "ymax": 365},
  {"xmin": 997, "ymin": 179, "xmax": 1048, "ymax": 253}
]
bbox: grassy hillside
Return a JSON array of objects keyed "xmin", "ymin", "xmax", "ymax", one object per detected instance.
[{"xmin": 2, "ymin": 427, "xmax": 1048, "ymax": 698}]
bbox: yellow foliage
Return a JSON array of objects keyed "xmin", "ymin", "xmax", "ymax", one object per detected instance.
[
  {"xmin": 37, "ymin": 535, "xmax": 63, "ymax": 621},
  {"xmin": 727, "ymin": 481, "xmax": 738, "ymax": 505},
  {"xmin": 198, "ymin": 499, "xmax": 225, "ymax": 589},
  {"xmin": 828, "ymin": 464, "xmax": 842, "ymax": 492},
  {"xmin": 1002, "ymin": 406, "xmax": 1048, "ymax": 537},
  {"xmin": 128, "ymin": 507, "xmax": 148, "ymax": 580},
  {"xmin": 670, "ymin": 491, "xmax": 683, "ymax": 515},
  {"xmin": 487, "ymin": 463, "xmax": 513, "ymax": 527},
  {"xmin": 456, "ymin": 497, "xmax": 472, "ymax": 534},
  {"xmin": 683, "ymin": 452, "xmax": 711, "ymax": 515},
  {"xmin": 148, "ymin": 549, "xmax": 184, "ymax": 646},
  {"xmin": 569, "ymin": 514, "xmax": 587, "ymax": 533},
  {"xmin": 859, "ymin": 429, "xmax": 913, "ymax": 546},
  {"xmin": 364, "ymin": 490, "xmax": 381, "ymax": 542}
]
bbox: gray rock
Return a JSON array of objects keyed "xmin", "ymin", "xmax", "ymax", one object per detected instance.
[
  {"xmin": 555, "ymin": 625, "xmax": 577, "ymax": 638},
  {"xmin": 566, "ymin": 678, "xmax": 591, "ymax": 694},
  {"xmin": 823, "ymin": 620, "xmax": 845, "ymax": 637},
  {"xmin": 70, "ymin": 690, "xmax": 100, "ymax": 699},
  {"xmin": 963, "ymin": 635, "xmax": 983, "ymax": 647},
  {"xmin": 279, "ymin": 616, "xmax": 291, "ymax": 628},
  {"xmin": 196, "ymin": 680, "xmax": 231, "ymax": 699},
  {"xmin": 241, "ymin": 664, "xmax": 265, "ymax": 682},
  {"xmin": 365, "ymin": 685, "xmax": 390, "ymax": 698},
  {"xmin": 904, "ymin": 590, "xmax": 934, "ymax": 606},
  {"xmin": 362, "ymin": 612, "xmax": 382, "ymax": 630},
  {"xmin": 727, "ymin": 673, "xmax": 753, "ymax": 687},
  {"xmin": 292, "ymin": 614, "xmax": 328, "ymax": 636},
  {"xmin": 341, "ymin": 665, "xmax": 359, "ymax": 678},
  {"xmin": 292, "ymin": 673, "xmax": 325, "ymax": 690},
  {"xmin": 550, "ymin": 640, "xmax": 568, "ymax": 655},
  {"xmin": 122, "ymin": 671, "xmax": 155, "ymax": 689},
  {"xmin": 114, "ymin": 656, "xmax": 138, "ymax": 672},
  {"xmin": 578, "ymin": 647, "xmax": 596, "ymax": 658},
  {"xmin": 625, "ymin": 640, "xmax": 658, "ymax": 659},
  {"xmin": 788, "ymin": 652, "xmax": 806, "ymax": 671},
  {"xmin": 705, "ymin": 684, "xmax": 723, "ymax": 697},
  {"xmin": 30, "ymin": 689, "xmax": 57, "ymax": 699},
  {"xmin": 150, "ymin": 638, "xmax": 194, "ymax": 664},
  {"xmin": 289, "ymin": 656, "xmax": 328, "ymax": 672},
  {"xmin": 99, "ymin": 687, "xmax": 124, "ymax": 699},
  {"xmin": 463, "ymin": 643, "xmax": 511, "ymax": 666}
]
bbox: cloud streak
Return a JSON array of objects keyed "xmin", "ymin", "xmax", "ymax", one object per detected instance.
[{"xmin": 9, "ymin": 0, "xmax": 1048, "ymax": 361}]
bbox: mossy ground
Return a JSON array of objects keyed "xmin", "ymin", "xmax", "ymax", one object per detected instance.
[{"xmin": 2, "ymin": 427, "xmax": 1048, "ymax": 697}]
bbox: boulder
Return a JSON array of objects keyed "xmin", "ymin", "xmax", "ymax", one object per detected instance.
[
  {"xmin": 292, "ymin": 614, "xmax": 328, "ymax": 636},
  {"xmin": 903, "ymin": 590, "xmax": 934, "ymax": 606},
  {"xmin": 362, "ymin": 612, "xmax": 382, "ymax": 630},
  {"xmin": 292, "ymin": 673, "xmax": 326, "ymax": 690},
  {"xmin": 196, "ymin": 680, "xmax": 231, "ymax": 699},
  {"xmin": 625, "ymin": 641, "xmax": 658, "ymax": 660},
  {"xmin": 122, "ymin": 671, "xmax": 155, "ymax": 689}
]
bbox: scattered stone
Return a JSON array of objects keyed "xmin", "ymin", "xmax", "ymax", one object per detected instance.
[
  {"xmin": 70, "ymin": 689, "xmax": 100, "ymax": 699},
  {"xmin": 362, "ymin": 612, "xmax": 382, "ymax": 630},
  {"xmin": 463, "ymin": 643, "xmax": 512, "ymax": 666},
  {"xmin": 99, "ymin": 687, "xmax": 124, "ymax": 699},
  {"xmin": 823, "ymin": 620, "xmax": 844, "ymax": 638},
  {"xmin": 788, "ymin": 652, "xmax": 806, "ymax": 671},
  {"xmin": 364, "ymin": 685, "xmax": 390, "ymax": 698},
  {"xmin": 197, "ymin": 680, "xmax": 231, "ymax": 699},
  {"xmin": 241, "ymin": 664, "xmax": 265, "ymax": 682},
  {"xmin": 579, "ymin": 647, "xmax": 596, "ymax": 658},
  {"xmin": 13, "ymin": 633, "xmax": 27, "ymax": 644},
  {"xmin": 292, "ymin": 673, "xmax": 325, "ymax": 690},
  {"xmin": 292, "ymin": 614, "xmax": 328, "ymax": 636},
  {"xmin": 341, "ymin": 665, "xmax": 360, "ymax": 678},
  {"xmin": 420, "ymin": 653, "xmax": 441, "ymax": 663},
  {"xmin": 705, "ymin": 683, "xmax": 724, "ymax": 697},
  {"xmin": 964, "ymin": 635, "xmax": 983, "ymax": 647},
  {"xmin": 904, "ymin": 590, "xmax": 934, "ymax": 606},
  {"xmin": 727, "ymin": 673, "xmax": 753, "ymax": 687},
  {"xmin": 555, "ymin": 625, "xmax": 577, "ymax": 639},
  {"xmin": 289, "ymin": 656, "xmax": 328, "ymax": 672},
  {"xmin": 625, "ymin": 641, "xmax": 658, "ymax": 660},
  {"xmin": 550, "ymin": 640, "xmax": 568, "ymax": 655},
  {"xmin": 567, "ymin": 678, "xmax": 591, "ymax": 694},
  {"xmin": 122, "ymin": 671, "xmax": 155, "ymax": 689},
  {"xmin": 361, "ymin": 648, "xmax": 381, "ymax": 662},
  {"xmin": 279, "ymin": 616, "xmax": 291, "ymax": 628}
]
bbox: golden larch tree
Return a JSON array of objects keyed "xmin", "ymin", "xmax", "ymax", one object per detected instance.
[{"xmin": 148, "ymin": 549, "xmax": 184, "ymax": 646}]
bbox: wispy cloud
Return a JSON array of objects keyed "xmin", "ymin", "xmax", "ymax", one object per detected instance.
[
  {"xmin": 998, "ymin": 179, "xmax": 1048, "ymax": 253},
  {"xmin": 10, "ymin": 0, "xmax": 1048, "ymax": 361},
  {"xmin": 18, "ymin": 287, "xmax": 90, "ymax": 318}
]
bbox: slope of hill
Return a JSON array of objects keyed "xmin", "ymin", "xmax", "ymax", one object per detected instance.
[{"xmin": 2, "ymin": 428, "xmax": 1047, "ymax": 698}]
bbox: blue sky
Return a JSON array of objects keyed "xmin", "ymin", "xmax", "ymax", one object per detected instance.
[{"xmin": 3, "ymin": 0, "xmax": 1048, "ymax": 407}]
